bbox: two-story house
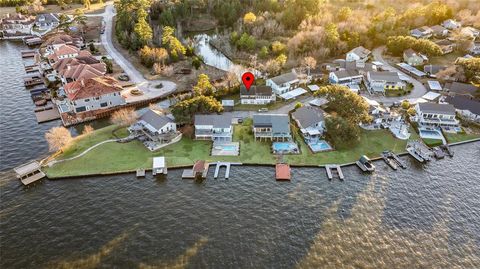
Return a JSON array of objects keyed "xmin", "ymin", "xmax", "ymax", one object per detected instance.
[
  {"xmin": 410, "ymin": 26, "xmax": 433, "ymax": 39},
  {"xmin": 403, "ymin": 49, "xmax": 428, "ymax": 66},
  {"xmin": 366, "ymin": 71, "xmax": 406, "ymax": 93},
  {"xmin": 430, "ymin": 25, "xmax": 449, "ymax": 37},
  {"xmin": 346, "ymin": 46, "xmax": 371, "ymax": 63},
  {"xmin": 47, "ymin": 44, "xmax": 83, "ymax": 64},
  {"xmin": 240, "ymin": 85, "xmax": 276, "ymax": 105},
  {"xmin": 329, "ymin": 70, "xmax": 363, "ymax": 86},
  {"xmin": 61, "ymin": 76, "xmax": 125, "ymax": 114},
  {"xmin": 0, "ymin": 13, "xmax": 35, "ymax": 36},
  {"xmin": 252, "ymin": 114, "xmax": 291, "ymax": 141},
  {"xmin": 194, "ymin": 114, "xmax": 233, "ymax": 141},
  {"xmin": 435, "ymin": 39, "xmax": 455, "ymax": 55},
  {"xmin": 52, "ymin": 55, "xmax": 105, "ymax": 84},
  {"xmin": 469, "ymin": 38, "xmax": 480, "ymax": 55},
  {"xmin": 444, "ymin": 96, "xmax": 480, "ymax": 123},
  {"xmin": 414, "ymin": 103, "xmax": 459, "ymax": 128},
  {"xmin": 266, "ymin": 72, "xmax": 299, "ymax": 95},
  {"xmin": 43, "ymin": 34, "xmax": 83, "ymax": 55},
  {"xmin": 34, "ymin": 13, "xmax": 61, "ymax": 31},
  {"xmin": 129, "ymin": 109, "xmax": 180, "ymax": 150},
  {"xmin": 291, "ymin": 106, "xmax": 325, "ymax": 143}
]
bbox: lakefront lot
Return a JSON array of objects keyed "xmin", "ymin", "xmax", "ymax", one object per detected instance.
[{"xmin": 45, "ymin": 119, "xmax": 433, "ymax": 178}]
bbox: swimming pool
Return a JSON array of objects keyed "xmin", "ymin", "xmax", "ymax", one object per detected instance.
[
  {"xmin": 419, "ymin": 129, "xmax": 443, "ymax": 138},
  {"xmin": 272, "ymin": 142, "xmax": 298, "ymax": 153},
  {"xmin": 308, "ymin": 140, "xmax": 332, "ymax": 152},
  {"xmin": 215, "ymin": 145, "xmax": 236, "ymax": 151}
]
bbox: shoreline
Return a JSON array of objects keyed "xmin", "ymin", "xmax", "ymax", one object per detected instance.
[{"xmin": 44, "ymin": 138, "xmax": 480, "ymax": 180}]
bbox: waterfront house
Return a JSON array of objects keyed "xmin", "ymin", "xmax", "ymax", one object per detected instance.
[
  {"xmin": 34, "ymin": 13, "xmax": 60, "ymax": 31},
  {"xmin": 129, "ymin": 109, "xmax": 180, "ymax": 150},
  {"xmin": 43, "ymin": 33, "xmax": 83, "ymax": 53},
  {"xmin": 403, "ymin": 49, "xmax": 428, "ymax": 66},
  {"xmin": 444, "ymin": 82, "xmax": 479, "ymax": 99},
  {"xmin": 266, "ymin": 72, "xmax": 299, "ymax": 95},
  {"xmin": 291, "ymin": 106, "xmax": 325, "ymax": 143},
  {"xmin": 444, "ymin": 96, "xmax": 480, "ymax": 123},
  {"xmin": 61, "ymin": 76, "xmax": 125, "ymax": 114},
  {"xmin": 366, "ymin": 71, "xmax": 406, "ymax": 93},
  {"xmin": 0, "ymin": 13, "xmax": 35, "ymax": 36},
  {"xmin": 410, "ymin": 26, "xmax": 433, "ymax": 39},
  {"xmin": 442, "ymin": 19, "xmax": 461, "ymax": 30},
  {"xmin": 414, "ymin": 102, "xmax": 459, "ymax": 128},
  {"xmin": 194, "ymin": 114, "xmax": 233, "ymax": 141},
  {"xmin": 52, "ymin": 55, "xmax": 105, "ymax": 84},
  {"xmin": 430, "ymin": 25, "xmax": 449, "ymax": 37},
  {"xmin": 435, "ymin": 39, "xmax": 455, "ymax": 54},
  {"xmin": 240, "ymin": 85, "xmax": 276, "ymax": 105},
  {"xmin": 47, "ymin": 44, "xmax": 85, "ymax": 64},
  {"xmin": 346, "ymin": 46, "xmax": 371, "ymax": 63},
  {"xmin": 469, "ymin": 38, "xmax": 480, "ymax": 55},
  {"xmin": 252, "ymin": 114, "xmax": 291, "ymax": 141},
  {"xmin": 328, "ymin": 70, "xmax": 363, "ymax": 86}
]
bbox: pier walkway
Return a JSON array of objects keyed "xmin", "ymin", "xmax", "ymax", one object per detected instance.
[{"xmin": 213, "ymin": 162, "xmax": 242, "ymax": 179}]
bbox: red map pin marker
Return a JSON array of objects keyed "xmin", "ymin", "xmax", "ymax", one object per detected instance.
[{"xmin": 242, "ymin": 72, "xmax": 255, "ymax": 91}]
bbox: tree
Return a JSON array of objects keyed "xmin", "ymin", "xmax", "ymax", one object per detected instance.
[
  {"xmin": 110, "ymin": 108, "xmax": 137, "ymax": 126},
  {"xmin": 243, "ymin": 12, "xmax": 256, "ymax": 24},
  {"xmin": 325, "ymin": 115, "xmax": 361, "ymax": 148},
  {"xmin": 82, "ymin": 124, "xmax": 94, "ymax": 135},
  {"xmin": 83, "ymin": 0, "xmax": 90, "ymax": 10},
  {"xmin": 338, "ymin": 7, "xmax": 352, "ymax": 21},
  {"xmin": 401, "ymin": 100, "xmax": 410, "ymax": 110},
  {"xmin": 102, "ymin": 57, "xmax": 113, "ymax": 73},
  {"xmin": 134, "ymin": 11, "xmax": 153, "ymax": 48},
  {"xmin": 276, "ymin": 53, "xmax": 287, "ymax": 67},
  {"xmin": 264, "ymin": 59, "xmax": 280, "ymax": 75},
  {"xmin": 315, "ymin": 85, "xmax": 371, "ymax": 124},
  {"xmin": 45, "ymin": 126, "xmax": 72, "ymax": 152},
  {"xmin": 171, "ymin": 95, "xmax": 223, "ymax": 124},
  {"xmin": 303, "ymin": 56, "xmax": 317, "ymax": 76},
  {"xmin": 271, "ymin": 41, "xmax": 285, "ymax": 55},
  {"xmin": 294, "ymin": 102, "xmax": 303, "ymax": 109},
  {"xmin": 259, "ymin": 46, "xmax": 269, "ymax": 58},
  {"xmin": 192, "ymin": 56, "xmax": 202, "ymax": 70},
  {"xmin": 162, "ymin": 26, "xmax": 185, "ymax": 59},
  {"xmin": 407, "ymin": 107, "xmax": 416, "ymax": 116},
  {"xmin": 193, "ymin": 74, "xmax": 214, "ymax": 96}
]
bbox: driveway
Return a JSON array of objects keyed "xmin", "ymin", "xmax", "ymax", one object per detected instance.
[
  {"xmin": 92, "ymin": 2, "xmax": 177, "ymax": 103},
  {"xmin": 369, "ymin": 46, "xmax": 427, "ymax": 104}
]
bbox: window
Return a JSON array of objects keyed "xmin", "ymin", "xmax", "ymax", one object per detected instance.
[
  {"xmin": 84, "ymin": 99, "xmax": 90, "ymax": 102},
  {"xmin": 76, "ymin": 106, "xmax": 86, "ymax": 112},
  {"xmin": 100, "ymin": 102, "xmax": 108, "ymax": 107}
]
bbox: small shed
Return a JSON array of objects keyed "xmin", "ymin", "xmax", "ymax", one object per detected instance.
[{"xmin": 152, "ymin": 157, "xmax": 167, "ymax": 175}]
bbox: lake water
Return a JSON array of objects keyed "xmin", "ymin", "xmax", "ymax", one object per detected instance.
[
  {"xmin": 192, "ymin": 34, "xmax": 233, "ymax": 72},
  {"xmin": 1, "ymin": 41, "xmax": 480, "ymax": 269}
]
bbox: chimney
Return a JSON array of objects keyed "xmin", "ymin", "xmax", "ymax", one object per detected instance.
[{"xmin": 81, "ymin": 79, "xmax": 85, "ymax": 87}]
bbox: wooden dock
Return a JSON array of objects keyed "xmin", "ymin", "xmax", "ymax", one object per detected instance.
[
  {"xmin": 182, "ymin": 160, "xmax": 209, "ymax": 179},
  {"xmin": 275, "ymin": 163, "xmax": 291, "ymax": 181},
  {"xmin": 35, "ymin": 105, "xmax": 61, "ymax": 123},
  {"xmin": 325, "ymin": 165, "xmax": 344, "ymax": 180},
  {"xmin": 213, "ymin": 162, "xmax": 242, "ymax": 179},
  {"xmin": 136, "ymin": 169, "xmax": 146, "ymax": 177},
  {"xmin": 13, "ymin": 161, "xmax": 45, "ymax": 185},
  {"xmin": 21, "ymin": 50, "xmax": 36, "ymax": 58}
]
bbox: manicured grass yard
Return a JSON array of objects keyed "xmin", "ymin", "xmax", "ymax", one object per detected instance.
[
  {"xmin": 444, "ymin": 132, "xmax": 480, "ymax": 144},
  {"xmin": 46, "ymin": 120, "xmax": 414, "ymax": 178}
]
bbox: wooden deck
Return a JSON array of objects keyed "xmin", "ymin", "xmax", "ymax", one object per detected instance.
[
  {"xmin": 13, "ymin": 161, "xmax": 45, "ymax": 185},
  {"xmin": 35, "ymin": 105, "xmax": 61, "ymax": 123}
]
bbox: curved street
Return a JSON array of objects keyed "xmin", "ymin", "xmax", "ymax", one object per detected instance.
[
  {"xmin": 91, "ymin": 2, "xmax": 177, "ymax": 103},
  {"xmin": 368, "ymin": 46, "xmax": 427, "ymax": 104}
]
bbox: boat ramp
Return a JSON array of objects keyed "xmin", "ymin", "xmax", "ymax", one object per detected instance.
[
  {"xmin": 13, "ymin": 161, "xmax": 45, "ymax": 185},
  {"xmin": 325, "ymin": 164, "xmax": 344, "ymax": 180}
]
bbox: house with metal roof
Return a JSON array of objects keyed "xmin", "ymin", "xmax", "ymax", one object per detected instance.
[
  {"xmin": 266, "ymin": 72, "xmax": 299, "ymax": 95},
  {"xmin": 410, "ymin": 26, "xmax": 433, "ymax": 39},
  {"xmin": 444, "ymin": 82, "xmax": 479, "ymax": 99},
  {"xmin": 328, "ymin": 69, "xmax": 363, "ymax": 86},
  {"xmin": 430, "ymin": 25, "xmax": 449, "ymax": 37},
  {"xmin": 403, "ymin": 49, "xmax": 428, "ymax": 66},
  {"xmin": 194, "ymin": 114, "xmax": 233, "ymax": 141},
  {"xmin": 129, "ymin": 109, "xmax": 179, "ymax": 151},
  {"xmin": 35, "ymin": 13, "xmax": 61, "ymax": 31},
  {"xmin": 366, "ymin": 71, "xmax": 406, "ymax": 93},
  {"xmin": 414, "ymin": 102, "xmax": 459, "ymax": 128},
  {"xmin": 239, "ymin": 85, "xmax": 276, "ymax": 105},
  {"xmin": 291, "ymin": 106, "xmax": 325, "ymax": 143},
  {"xmin": 252, "ymin": 114, "xmax": 291, "ymax": 141},
  {"xmin": 442, "ymin": 19, "xmax": 461, "ymax": 30}
]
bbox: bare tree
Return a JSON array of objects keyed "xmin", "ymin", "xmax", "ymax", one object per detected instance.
[
  {"xmin": 45, "ymin": 126, "xmax": 72, "ymax": 152},
  {"xmin": 82, "ymin": 124, "xmax": 94, "ymax": 135},
  {"xmin": 161, "ymin": 66, "xmax": 174, "ymax": 77},
  {"xmin": 303, "ymin": 56, "xmax": 317, "ymax": 76},
  {"xmin": 110, "ymin": 108, "xmax": 138, "ymax": 126}
]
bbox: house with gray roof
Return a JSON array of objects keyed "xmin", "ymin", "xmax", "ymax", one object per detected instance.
[
  {"xmin": 445, "ymin": 96, "xmax": 480, "ymax": 123},
  {"xmin": 414, "ymin": 102, "xmax": 459, "ymax": 128},
  {"xmin": 430, "ymin": 25, "xmax": 449, "ymax": 37},
  {"xmin": 240, "ymin": 85, "xmax": 276, "ymax": 105},
  {"xmin": 403, "ymin": 49, "xmax": 428, "ymax": 66},
  {"xmin": 35, "ymin": 13, "xmax": 60, "ymax": 30},
  {"xmin": 346, "ymin": 46, "xmax": 371, "ymax": 63},
  {"xmin": 410, "ymin": 26, "xmax": 433, "ymax": 39},
  {"xmin": 366, "ymin": 71, "xmax": 406, "ymax": 93},
  {"xmin": 266, "ymin": 71, "xmax": 299, "ymax": 95},
  {"xmin": 423, "ymin": 64, "xmax": 447, "ymax": 76},
  {"xmin": 252, "ymin": 114, "xmax": 291, "ymax": 141},
  {"xmin": 445, "ymin": 82, "xmax": 479, "ymax": 99},
  {"xmin": 292, "ymin": 106, "xmax": 325, "ymax": 143},
  {"xmin": 194, "ymin": 114, "xmax": 233, "ymax": 141},
  {"xmin": 328, "ymin": 69, "xmax": 363, "ymax": 86},
  {"xmin": 128, "ymin": 109, "xmax": 179, "ymax": 151}
]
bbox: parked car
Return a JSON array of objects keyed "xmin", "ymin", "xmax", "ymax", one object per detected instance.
[{"xmin": 258, "ymin": 108, "xmax": 268, "ymax": 113}]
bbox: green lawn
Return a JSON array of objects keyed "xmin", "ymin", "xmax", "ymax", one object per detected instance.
[
  {"xmin": 422, "ymin": 138, "xmax": 443, "ymax": 147},
  {"xmin": 46, "ymin": 121, "xmax": 415, "ymax": 178},
  {"xmin": 444, "ymin": 132, "xmax": 480, "ymax": 144}
]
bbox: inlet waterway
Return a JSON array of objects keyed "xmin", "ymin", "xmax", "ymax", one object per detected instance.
[{"xmin": 1, "ymin": 41, "xmax": 480, "ymax": 268}]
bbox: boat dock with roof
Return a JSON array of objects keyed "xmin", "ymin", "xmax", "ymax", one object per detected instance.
[
  {"xmin": 13, "ymin": 161, "xmax": 45, "ymax": 185},
  {"xmin": 275, "ymin": 163, "xmax": 291, "ymax": 180}
]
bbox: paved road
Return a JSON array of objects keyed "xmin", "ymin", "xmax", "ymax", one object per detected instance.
[
  {"xmin": 94, "ymin": 3, "xmax": 177, "ymax": 102},
  {"xmin": 227, "ymin": 95, "xmax": 315, "ymax": 119},
  {"xmin": 369, "ymin": 46, "xmax": 427, "ymax": 104}
]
